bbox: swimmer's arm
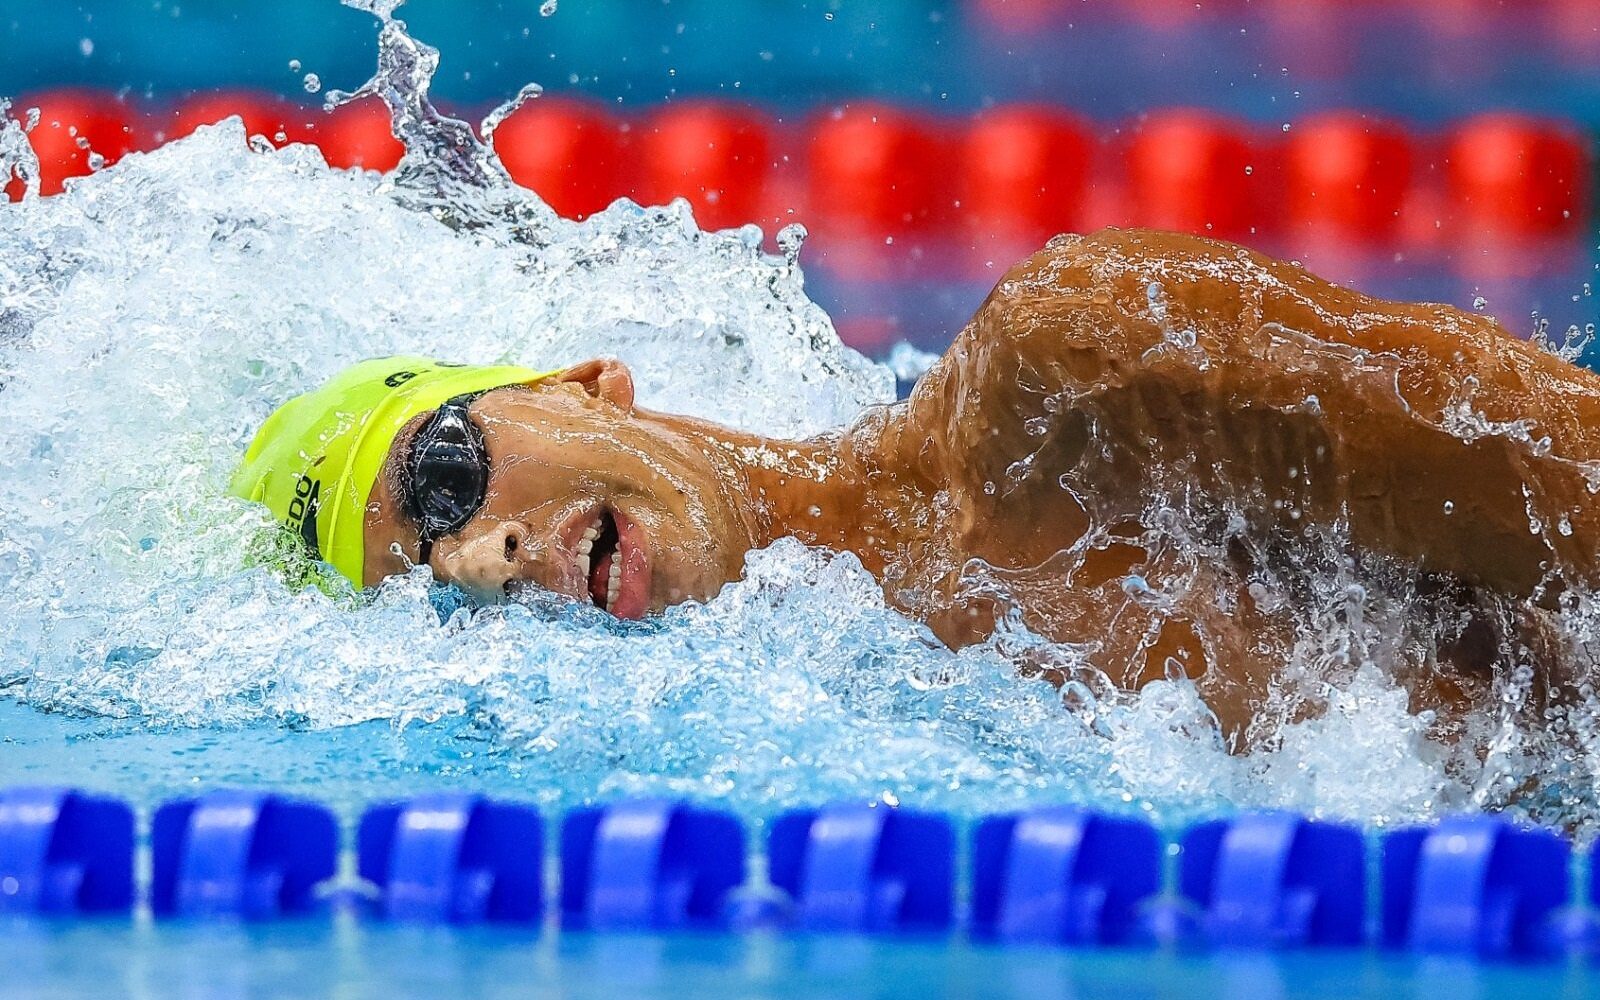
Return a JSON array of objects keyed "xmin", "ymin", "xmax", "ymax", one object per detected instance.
[
  {"xmin": 899, "ymin": 229, "xmax": 1188, "ymax": 530},
  {"xmin": 908, "ymin": 227, "xmax": 1600, "ymax": 596}
]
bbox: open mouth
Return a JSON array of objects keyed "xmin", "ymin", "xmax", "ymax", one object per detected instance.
[
  {"xmin": 579, "ymin": 509, "xmax": 622, "ymax": 611},
  {"xmin": 571, "ymin": 505, "xmax": 651, "ymax": 619}
]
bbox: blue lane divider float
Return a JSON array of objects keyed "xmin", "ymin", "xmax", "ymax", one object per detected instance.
[
  {"xmin": 1179, "ymin": 812, "xmax": 1365, "ymax": 949},
  {"xmin": 767, "ymin": 803, "xmax": 954, "ymax": 934},
  {"xmin": 9, "ymin": 783, "xmax": 1600, "ymax": 965},
  {"xmin": 151, "ymin": 790, "xmax": 337, "ymax": 920},
  {"xmin": 359, "ymin": 794, "xmax": 543, "ymax": 925},
  {"xmin": 560, "ymin": 798, "xmax": 745, "ymax": 931},
  {"xmin": 0, "ymin": 787, "xmax": 134, "ymax": 915},
  {"xmin": 1381, "ymin": 814, "xmax": 1570, "ymax": 960},
  {"xmin": 970, "ymin": 806, "xmax": 1160, "ymax": 946}
]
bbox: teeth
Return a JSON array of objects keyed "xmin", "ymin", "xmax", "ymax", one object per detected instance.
[
  {"xmin": 577, "ymin": 538, "xmax": 593, "ymax": 556},
  {"xmin": 576, "ymin": 554, "xmax": 590, "ymax": 579},
  {"xmin": 607, "ymin": 559, "xmax": 621, "ymax": 608},
  {"xmin": 582, "ymin": 526, "xmax": 599, "ymax": 541}
]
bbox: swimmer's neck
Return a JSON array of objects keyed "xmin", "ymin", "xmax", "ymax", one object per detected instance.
[{"xmin": 694, "ymin": 405, "xmax": 920, "ymax": 573}]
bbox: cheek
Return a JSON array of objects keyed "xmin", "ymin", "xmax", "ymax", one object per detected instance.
[
  {"xmin": 504, "ymin": 436, "xmax": 671, "ymax": 513},
  {"xmin": 631, "ymin": 502, "xmax": 714, "ymax": 558},
  {"xmin": 630, "ymin": 501, "xmax": 738, "ymax": 588},
  {"xmin": 484, "ymin": 449, "xmax": 596, "ymax": 513},
  {"xmin": 653, "ymin": 462, "xmax": 747, "ymax": 540}
]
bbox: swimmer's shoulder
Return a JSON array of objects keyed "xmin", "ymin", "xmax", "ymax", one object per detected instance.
[
  {"xmin": 991, "ymin": 227, "xmax": 1600, "ymax": 447},
  {"xmin": 984, "ymin": 227, "xmax": 1568, "ymax": 371}
]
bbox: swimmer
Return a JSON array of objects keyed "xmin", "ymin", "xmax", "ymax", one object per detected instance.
[{"xmin": 235, "ymin": 228, "xmax": 1600, "ymax": 746}]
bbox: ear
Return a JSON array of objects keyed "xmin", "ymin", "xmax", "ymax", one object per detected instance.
[{"xmin": 551, "ymin": 357, "xmax": 635, "ymax": 410}]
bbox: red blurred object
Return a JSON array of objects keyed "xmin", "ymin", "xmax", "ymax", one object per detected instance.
[
  {"xmin": 1123, "ymin": 110, "xmax": 1262, "ymax": 240},
  {"xmin": 1284, "ymin": 112, "xmax": 1415, "ymax": 243},
  {"xmin": 1445, "ymin": 113, "xmax": 1588, "ymax": 243},
  {"xmin": 962, "ymin": 106, "xmax": 1094, "ymax": 245},
  {"xmin": 1261, "ymin": 3, "xmax": 1360, "ymax": 81},
  {"xmin": 491, "ymin": 98, "xmax": 626, "ymax": 220},
  {"xmin": 832, "ymin": 315, "xmax": 903, "ymax": 356},
  {"xmin": 165, "ymin": 90, "xmax": 320, "ymax": 147},
  {"xmin": 1550, "ymin": 0, "xmax": 1600, "ymax": 65},
  {"xmin": 6, "ymin": 90, "xmax": 141, "ymax": 200},
  {"xmin": 635, "ymin": 102, "xmax": 773, "ymax": 230},
  {"xmin": 318, "ymin": 98, "xmax": 403, "ymax": 172},
  {"xmin": 806, "ymin": 102, "xmax": 948, "ymax": 240},
  {"xmin": 971, "ymin": 0, "xmax": 1070, "ymax": 34},
  {"xmin": 1123, "ymin": 0, "xmax": 1248, "ymax": 30}
]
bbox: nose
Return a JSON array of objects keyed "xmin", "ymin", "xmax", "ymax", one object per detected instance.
[{"xmin": 431, "ymin": 520, "xmax": 538, "ymax": 599}]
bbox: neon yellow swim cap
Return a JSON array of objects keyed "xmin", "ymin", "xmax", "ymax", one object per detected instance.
[{"xmin": 230, "ymin": 356, "xmax": 560, "ymax": 587}]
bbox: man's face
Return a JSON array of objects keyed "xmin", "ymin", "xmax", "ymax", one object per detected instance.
[{"xmin": 363, "ymin": 360, "xmax": 756, "ymax": 617}]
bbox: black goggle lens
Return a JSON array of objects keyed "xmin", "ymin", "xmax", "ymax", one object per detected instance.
[{"xmin": 406, "ymin": 394, "xmax": 489, "ymax": 544}]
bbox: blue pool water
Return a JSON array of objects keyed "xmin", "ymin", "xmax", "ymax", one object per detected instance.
[
  {"xmin": 4, "ymin": 696, "xmax": 1596, "ymax": 998},
  {"xmin": 4, "ymin": 919, "xmax": 1591, "ymax": 1000},
  {"xmin": 0, "ymin": 699, "xmax": 581, "ymax": 819}
]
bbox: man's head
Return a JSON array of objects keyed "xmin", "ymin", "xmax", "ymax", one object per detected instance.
[{"xmin": 233, "ymin": 356, "xmax": 758, "ymax": 617}]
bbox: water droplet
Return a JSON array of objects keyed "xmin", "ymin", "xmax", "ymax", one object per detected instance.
[
  {"xmin": 1443, "ymin": 500, "xmax": 1454, "ymax": 515},
  {"xmin": 776, "ymin": 223, "xmax": 808, "ymax": 264},
  {"xmin": 78, "ymin": 38, "xmax": 94, "ymax": 57},
  {"xmin": 288, "ymin": 59, "xmax": 302, "ymax": 73},
  {"xmin": 480, "ymin": 82, "xmax": 543, "ymax": 142},
  {"xmin": 302, "ymin": 73, "xmax": 322, "ymax": 94},
  {"xmin": 1472, "ymin": 296, "xmax": 1487, "ymax": 311},
  {"xmin": 539, "ymin": 0, "xmax": 558, "ymax": 15},
  {"xmin": 983, "ymin": 481, "xmax": 996, "ymax": 496}
]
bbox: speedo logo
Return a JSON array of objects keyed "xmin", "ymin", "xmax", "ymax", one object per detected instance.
[{"xmin": 286, "ymin": 474, "xmax": 322, "ymax": 559}]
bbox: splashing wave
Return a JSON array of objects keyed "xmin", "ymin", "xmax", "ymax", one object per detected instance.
[{"xmin": 0, "ymin": 2, "xmax": 1567, "ymax": 830}]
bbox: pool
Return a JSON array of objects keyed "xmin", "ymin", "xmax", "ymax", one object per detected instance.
[
  {"xmin": 7, "ymin": 4, "xmax": 1600, "ymax": 995},
  {"xmin": 6, "ymin": 921, "xmax": 1592, "ymax": 1000},
  {"xmin": 2, "ymin": 0, "xmax": 1575, "ymax": 838},
  {"xmin": 6, "ymin": 692, "xmax": 1600, "ymax": 995},
  {"xmin": 0, "ymin": 695, "xmax": 536, "ymax": 813}
]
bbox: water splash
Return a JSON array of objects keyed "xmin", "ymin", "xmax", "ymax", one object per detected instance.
[
  {"xmin": 0, "ymin": 4, "xmax": 1590, "ymax": 833},
  {"xmin": 325, "ymin": 1, "xmax": 529, "ymax": 230},
  {"xmin": 1531, "ymin": 315, "xmax": 1596, "ymax": 364},
  {"xmin": 0, "ymin": 98, "xmax": 40, "ymax": 201},
  {"xmin": 481, "ymin": 83, "xmax": 544, "ymax": 145}
]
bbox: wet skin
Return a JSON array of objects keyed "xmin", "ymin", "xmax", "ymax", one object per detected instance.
[
  {"xmin": 364, "ymin": 358, "xmax": 897, "ymax": 617},
  {"xmin": 365, "ymin": 228, "xmax": 1600, "ymax": 744}
]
